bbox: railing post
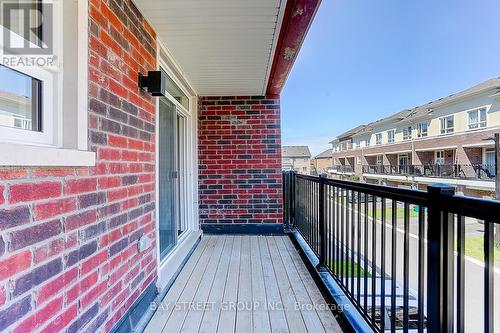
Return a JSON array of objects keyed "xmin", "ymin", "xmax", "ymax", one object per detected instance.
[
  {"xmin": 317, "ymin": 174, "xmax": 327, "ymax": 270},
  {"xmin": 427, "ymin": 184, "xmax": 455, "ymax": 333},
  {"xmin": 291, "ymin": 171, "xmax": 296, "ymax": 228}
]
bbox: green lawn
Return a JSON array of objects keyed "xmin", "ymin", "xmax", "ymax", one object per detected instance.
[
  {"xmin": 329, "ymin": 260, "xmax": 371, "ymax": 277},
  {"xmin": 461, "ymin": 236, "xmax": 500, "ymax": 262},
  {"xmin": 367, "ymin": 206, "xmax": 419, "ymax": 219}
]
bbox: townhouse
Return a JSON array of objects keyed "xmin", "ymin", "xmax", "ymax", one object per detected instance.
[{"xmin": 330, "ymin": 78, "xmax": 500, "ymax": 197}]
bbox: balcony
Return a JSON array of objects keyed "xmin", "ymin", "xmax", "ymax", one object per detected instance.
[
  {"xmin": 363, "ymin": 164, "xmax": 496, "ymax": 180},
  {"xmin": 144, "ymin": 235, "xmax": 343, "ymax": 333},
  {"xmin": 329, "ymin": 165, "xmax": 355, "ymax": 175}
]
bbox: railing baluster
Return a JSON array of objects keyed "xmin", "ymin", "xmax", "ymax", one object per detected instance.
[
  {"xmin": 351, "ymin": 190, "xmax": 356, "ymax": 295},
  {"xmin": 391, "ymin": 199, "xmax": 397, "ymax": 333},
  {"xmin": 371, "ymin": 195, "xmax": 377, "ymax": 325},
  {"xmin": 418, "ymin": 206, "xmax": 426, "ymax": 333},
  {"xmin": 364, "ymin": 193, "xmax": 369, "ymax": 313},
  {"xmin": 341, "ymin": 188, "xmax": 346, "ymax": 284},
  {"xmin": 357, "ymin": 191, "xmax": 362, "ymax": 304},
  {"xmin": 484, "ymin": 220, "xmax": 494, "ymax": 333},
  {"xmin": 380, "ymin": 198, "xmax": 386, "ymax": 332},
  {"xmin": 403, "ymin": 202, "xmax": 410, "ymax": 332},
  {"xmin": 336, "ymin": 186, "xmax": 340, "ymax": 276}
]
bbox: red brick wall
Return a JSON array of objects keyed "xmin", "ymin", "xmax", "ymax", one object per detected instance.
[
  {"xmin": 0, "ymin": 1, "xmax": 157, "ymax": 332},
  {"xmin": 198, "ymin": 96, "xmax": 283, "ymax": 225}
]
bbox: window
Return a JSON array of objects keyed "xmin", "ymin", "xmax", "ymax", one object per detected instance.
[
  {"xmin": 366, "ymin": 137, "xmax": 371, "ymax": 147},
  {"xmin": 376, "ymin": 155, "xmax": 383, "ymax": 165},
  {"xmin": 403, "ymin": 126, "xmax": 412, "ymax": 140},
  {"xmin": 355, "ymin": 139, "xmax": 360, "ymax": 149},
  {"xmin": 376, "ymin": 133, "xmax": 382, "ymax": 145},
  {"xmin": 417, "ymin": 122, "xmax": 428, "ymax": 138},
  {"xmin": 0, "ymin": 0, "xmax": 94, "ymax": 166},
  {"xmin": 387, "ymin": 130, "xmax": 395, "ymax": 143},
  {"xmin": 485, "ymin": 148, "xmax": 496, "ymax": 176},
  {"xmin": 440, "ymin": 116, "xmax": 454, "ymax": 134},
  {"xmin": 468, "ymin": 108, "xmax": 487, "ymax": 129},
  {"xmin": 0, "ymin": 66, "xmax": 42, "ymax": 132},
  {"xmin": 435, "ymin": 151, "xmax": 445, "ymax": 165},
  {"xmin": 357, "ymin": 156, "xmax": 361, "ymax": 165}
]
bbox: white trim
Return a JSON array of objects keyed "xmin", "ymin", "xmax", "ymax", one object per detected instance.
[
  {"xmin": 262, "ymin": 0, "xmax": 287, "ymax": 96},
  {"xmin": 0, "ymin": 143, "xmax": 95, "ymax": 166},
  {"xmin": 0, "ymin": 0, "xmax": 92, "ymax": 165},
  {"xmin": 462, "ymin": 142, "xmax": 494, "ymax": 148},
  {"xmin": 156, "ymin": 230, "xmax": 202, "ymax": 291},
  {"xmin": 155, "ymin": 40, "xmax": 200, "ymax": 284},
  {"xmin": 77, "ymin": 0, "xmax": 89, "ymax": 150},
  {"xmin": 415, "ymin": 145, "xmax": 457, "ymax": 152}
]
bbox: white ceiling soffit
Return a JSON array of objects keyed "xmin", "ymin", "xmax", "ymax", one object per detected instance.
[{"xmin": 135, "ymin": 0, "xmax": 286, "ymax": 96}]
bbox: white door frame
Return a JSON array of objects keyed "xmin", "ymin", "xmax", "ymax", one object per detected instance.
[{"xmin": 155, "ymin": 40, "xmax": 201, "ymax": 291}]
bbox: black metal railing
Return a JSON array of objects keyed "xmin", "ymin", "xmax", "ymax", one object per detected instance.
[
  {"xmin": 330, "ymin": 165, "xmax": 355, "ymax": 173},
  {"xmin": 283, "ymin": 171, "xmax": 499, "ymax": 333},
  {"xmin": 362, "ymin": 164, "xmax": 496, "ymax": 180}
]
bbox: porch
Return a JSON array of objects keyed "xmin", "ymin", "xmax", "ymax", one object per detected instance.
[{"xmin": 144, "ymin": 235, "xmax": 342, "ymax": 333}]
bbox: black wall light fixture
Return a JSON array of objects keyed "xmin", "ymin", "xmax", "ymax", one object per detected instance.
[{"xmin": 138, "ymin": 71, "xmax": 166, "ymax": 96}]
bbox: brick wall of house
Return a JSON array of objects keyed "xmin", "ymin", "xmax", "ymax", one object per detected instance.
[
  {"xmin": 0, "ymin": 1, "xmax": 157, "ymax": 332},
  {"xmin": 198, "ymin": 96, "xmax": 283, "ymax": 225}
]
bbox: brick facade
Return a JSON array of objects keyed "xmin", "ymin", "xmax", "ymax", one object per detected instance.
[
  {"xmin": 198, "ymin": 96, "xmax": 283, "ymax": 225},
  {"xmin": 0, "ymin": 1, "xmax": 157, "ymax": 332}
]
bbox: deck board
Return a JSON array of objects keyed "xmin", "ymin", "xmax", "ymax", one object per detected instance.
[{"xmin": 145, "ymin": 235, "xmax": 343, "ymax": 333}]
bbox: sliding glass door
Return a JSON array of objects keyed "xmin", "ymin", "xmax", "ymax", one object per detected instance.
[{"xmin": 158, "ymin": 97, "xmax": 177, "ymax": 259}]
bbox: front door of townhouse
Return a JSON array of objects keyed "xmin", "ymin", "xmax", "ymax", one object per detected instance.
[{"xmin": 158, "ymin": 97, "xmax": 178, "ymax": 259}]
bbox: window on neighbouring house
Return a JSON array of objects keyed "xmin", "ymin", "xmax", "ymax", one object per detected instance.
[
  {"xmin": 376, "ymin": 133, "xmax": 382, "ymax": 145},
  {"xmin": 376, "ymin": 155, "xmax": 383, "ymax": 165},
  {"xmin": 387, "ymin": 130, "xmax": 395, "ymax": 143},
  {"xmin": 417, "ymin": 122, "xmax": 428, "ymax": 138},
  {"xmin": 440, "ymin": 116, "xmax": 454, "ymax": 134},
  {"xmin": 366, "ymin": 137, "xmax": 371, "ymax": 147},
  {"xmin": 357, "ymin": 156, "xmax": 361, "ymax": 165},
  {"xmin": 355, "ymin": 139, "xmax": 360, "ymax": 148},
  {"xmin": 468, "ymin": 108, "xmax": 487, "ymax": 129},
  {"xmin": 403, "ymin": 126, "xmax": 412, "ymax": 140}
]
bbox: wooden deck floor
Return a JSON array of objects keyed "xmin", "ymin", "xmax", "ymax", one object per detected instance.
[{"xmin": 145, "ymin": 235, "xmax": 343, "ymax": 333}]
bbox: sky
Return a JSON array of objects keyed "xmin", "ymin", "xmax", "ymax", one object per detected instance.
[{"xmin": 281, "ymin": 0, "xmax": 500, "ymax": 156}]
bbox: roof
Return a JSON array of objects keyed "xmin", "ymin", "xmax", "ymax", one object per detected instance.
[
  {"xmin": 314, "ymin": 149, "xmax": 332, "ymax": 159},
  {"xmin": 282, "ymin": 146, "xmax": 311, "ymax": 158},
  {"xmin": 331, "ymin": 77, "xmax": 500, "ymax": 139}
]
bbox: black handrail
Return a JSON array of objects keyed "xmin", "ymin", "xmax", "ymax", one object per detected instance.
[
  {"xmin": 283, "ymin": 171, "xmax": 499, "ymax": 333},
  {"xmin": 362, "ymin": 164, "xmax": 496, "ymax": 180}
]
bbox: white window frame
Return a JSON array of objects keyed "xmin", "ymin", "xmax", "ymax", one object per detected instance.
[
  {"xmin": 375, "ymin": 133, "xmax": 382, "ymax": 145},
  {"xmin": 403, "ymin": 126, "xmax": 412, "ymax": 140},
  {"xmin": 417, "ymin": 122, "xmax": 428, "ymax": 138},
  {"xmin": 435, "ymin": 150, "xmax": 445, "ymax": 165},
  {"xmin": 155, "ymin": 40, "xmax": 201, "ymax": 291},
  {"xmin": 440, "ymin": 115, "xmax": 454, "ymax": 134},
  {"xmin": 376, "ymin": 154, "xmax": 383, "ymax": 165},
  {"xmin": 467, "ymin": 107, "xmax": 487, "ymax": 130},
  {"xmin": 356, "ymin": 156, "xmax": 361, "ymax": 165},
  {"xmin": 355, "ymin": 139, "xmax": 360, "ymax": 149},
  {"xmin": 387, "ymin": 130, "xmax": 395, "ymax": 143},
  {"xmin": 0, "ymin": 0, "xmax": 94, "ymax": 166},
  {"xmin": 366, "ymin": 137, "xmax": 371, "ymax": 147}
]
